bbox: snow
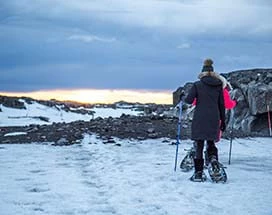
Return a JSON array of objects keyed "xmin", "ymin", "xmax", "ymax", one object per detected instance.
[
  {"xmin": 1, "ymin": 101, "xmax": 272, "ymax": 214},
  {"xmin": 0, "ymin": 136, "xmax": 272, "ymax": 215},
  {"xmin": 91, "ymin": 107, "xmax": 140, "ymax": 119},
  {"xmin": 4, "ymin": 132, "xmax": 28, "ymax": 137},
  {"xmin": 0, "ymin": 101, "xmax": 142, "ymax": 127}
]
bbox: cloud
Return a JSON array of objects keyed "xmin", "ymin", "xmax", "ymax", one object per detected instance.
[
  {"xmin": 177, "ymin": 43, "xmax": 191, "ymax": 49},
  {"xmin": 4, "ymin": 0, "xmax": 272, "ymax": 36},
  {"xmin": 1, "ymin": 0, "xmax": 272, "ymax": 94},
  {"xmin": 67, "ymin": 34, "xmax": 116, "ymax": 43},
  {"xmin": 71, "ymin": 0, "xmax": 272, "ymax": 35}
]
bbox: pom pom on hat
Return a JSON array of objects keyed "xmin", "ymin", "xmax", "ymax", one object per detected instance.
[
  {"xmin": 204, "ymin": 58, "xmax": 213, "ymax": 66},
  {"xmin": 202, "ymin": 58, "xmax": 214, "ymax": 72}
]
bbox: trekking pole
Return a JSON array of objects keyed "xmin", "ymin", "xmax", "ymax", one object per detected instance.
[
  {"xmin": 266, "ymin": 95, "xmax": 272, "ymax": 136},
  {"xmin": 267, "ymin": 105, "xmax": 272, "ymax": 136},
  {"xmin": 268, "ymin": 106, "xmax": 272, "ymax": 136},
  {"xmin": 174, "ymin": 100, "xmax": 183, "ymax": 171},
  {"xmin": 228, "ymin": 109, "xmax": 235, "ymax": 165}
]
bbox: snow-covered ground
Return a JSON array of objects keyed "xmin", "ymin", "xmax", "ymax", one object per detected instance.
[
  {"xmin": 1, "ymin": 102, "xmax": 271, "ymax": 214},
  {"xmin": 0, "ymin": 136, "xmax": 271, "ymax": 215},
  {"xmin": 0, "ymin": 101, "xmax": 142, "ymax": 127}
]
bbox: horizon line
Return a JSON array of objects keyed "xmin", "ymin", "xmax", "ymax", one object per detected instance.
[{"xmin": 0, "ymin": 88, "xmax": 174, "ymax": 105}]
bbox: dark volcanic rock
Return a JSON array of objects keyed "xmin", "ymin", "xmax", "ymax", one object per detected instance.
[
  {"xmin": 0, "ymin": 96, "xmax": 26, "ymax": 109},
  {"xmin": 223, "ymin": 69, "xmax": 272, "ymax": 135},
  {"xmin": 0, "ymin": 116, "xmax": 188, "ymax": 145}
]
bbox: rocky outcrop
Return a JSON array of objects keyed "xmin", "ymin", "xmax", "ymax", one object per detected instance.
[
  {"xmin": 223, "ymin": 69, "xmax": 272, "ymax": 135},
  {"xmin": 0, "ymin": 115, "xmax": 190, "ymax": 145},
  {"xmin": 0, "ymin": 96, "xmax": 26, "ymax": 109},
  {"xmin": 173, "ymin": 69, "xmax": 272, "ymax": 136}
]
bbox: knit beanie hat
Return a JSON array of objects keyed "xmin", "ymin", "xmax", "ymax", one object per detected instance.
[{"xmin": 201, "ymin": 58, "xmax": 214, "ymax": 72}]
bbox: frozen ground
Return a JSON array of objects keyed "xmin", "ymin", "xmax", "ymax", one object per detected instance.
[
  {"xmin": 0, "ymin": 136, "xmax": 271, "ymax": 215},
  {"xmin": 0, "ymin": 101, "xmax": 142, "ymax": 127}
]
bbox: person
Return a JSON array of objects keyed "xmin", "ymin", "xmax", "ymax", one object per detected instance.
[
  {"xmin": 192, "ymin": 68, "xmax": 237, "ymax": 142},
  {"xmin": 184, "ymin": 58, "xmax": 226, "ymax": 182}
]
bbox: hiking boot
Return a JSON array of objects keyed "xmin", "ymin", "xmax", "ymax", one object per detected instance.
[
  {"xmin": 210, "ymin": 156, "xmax": 220, "ymax": 174},
  {"xmin": 195, "ymin": 171, "xmax": 203, "ymax": 180},
  {"xmin": 190, "ymin": 171, "xmax": 206, "ymax": 182}
]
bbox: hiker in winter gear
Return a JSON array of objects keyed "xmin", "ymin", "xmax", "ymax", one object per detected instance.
[
  {"xmin": 184, "ymin": 58, "xmax": 226, "ymax": 182},
  {"xmin": 192, "ymin": 71, "xmax": 237, "ymax": 142}
]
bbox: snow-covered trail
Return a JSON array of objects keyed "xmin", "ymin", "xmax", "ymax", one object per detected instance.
[{"xmin": 0, "ymin": 137, "xmax": 272, "ymax": 215}]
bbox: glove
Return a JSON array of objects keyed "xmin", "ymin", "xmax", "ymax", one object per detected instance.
[{"xmin": 220, "ymin": 121, "xmax": 226, "ymax": 132}]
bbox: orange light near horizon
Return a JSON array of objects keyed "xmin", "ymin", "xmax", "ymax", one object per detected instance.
[{"xmin": 0, "ymin": 89, "xmax": 173, "ymax": 104}]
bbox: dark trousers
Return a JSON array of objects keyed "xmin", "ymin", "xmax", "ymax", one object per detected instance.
[{"xmin": 194, "ymin": 140, "xmax": 218, "ymax": 161}]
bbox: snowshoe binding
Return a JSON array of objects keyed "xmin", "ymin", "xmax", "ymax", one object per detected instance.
[
  {"xmin": 190, "ymin": 171, "xmax": 207, "ymax": 182},
  {"xmin": 208, "ymin": 157, "xmax": 227, "ymax": 183},
  {"xmin": 180, "ymin": 147, "xmax": 195, "ymax": 172}
]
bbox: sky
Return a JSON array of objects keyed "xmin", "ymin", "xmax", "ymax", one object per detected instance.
[{"xmin": 0, "ymin": 0, "xmax": 272, "ymax": 103}]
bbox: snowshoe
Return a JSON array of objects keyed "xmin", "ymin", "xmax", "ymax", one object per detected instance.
[
  {"xmin": 208, "ymin": 158, "xmax": 227, "ymax": 183},
  {"xmin": 190, "ymin": 171, "xmax": 207, "ymax": 182},
  {"xmin": 180, "ymin": 147, "xmax": 195, "ymax": 172}
]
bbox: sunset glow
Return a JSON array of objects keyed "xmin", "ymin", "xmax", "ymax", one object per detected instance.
[{"xmin": 0, "ymin": 89, "xmax": 173, "ymax": 104}]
